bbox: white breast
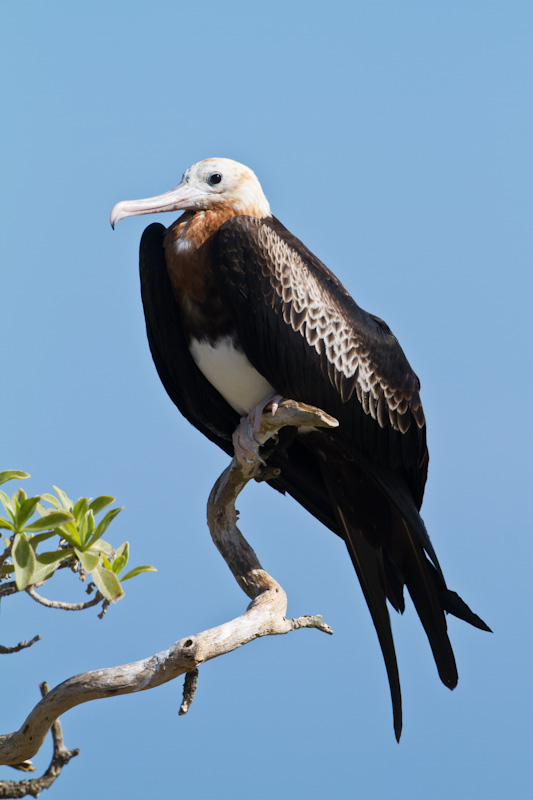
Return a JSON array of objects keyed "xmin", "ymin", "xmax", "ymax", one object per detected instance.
[{"xmin": 189, "ymin": 335, "xmax": 275, "ymax": 416}]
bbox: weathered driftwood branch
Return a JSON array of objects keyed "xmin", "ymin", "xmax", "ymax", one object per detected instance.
[
  {"xmin": 0, "ymin": 683, "xmax": 79, "ymax": 799},
  {"xmin": 0, "ymin": 401, "xmax": 336, "ymax": 772}
]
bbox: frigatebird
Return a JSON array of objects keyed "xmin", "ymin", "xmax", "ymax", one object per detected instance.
[{"xmin": 111, "ymin": 158, "xmax": 489, "ymax": 739}]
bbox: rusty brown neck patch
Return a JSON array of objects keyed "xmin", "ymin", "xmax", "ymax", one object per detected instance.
[{"xmin": 163, "ymin": 206, "xmax": 241, "ymax": 342}]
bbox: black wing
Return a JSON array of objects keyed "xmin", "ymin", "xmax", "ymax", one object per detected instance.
[
  {"xmin": 213, "ymin": 216, "xmax": 428, "ymax": 499},
  {"xmin": 139, "ymin": 223, "xmax": 240, "ymax": 453},
  {"xmin": 212, "ymin": 216, "xmax": 435, "ymax": 548},
  {"xmin": 210, "ymin": 215, "xmax": 489, "ymax": 739}
]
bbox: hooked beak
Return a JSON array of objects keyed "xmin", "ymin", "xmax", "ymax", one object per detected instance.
[{"xmin": 110, "ymin": 181, "xmax": 201, "ymax": 229}]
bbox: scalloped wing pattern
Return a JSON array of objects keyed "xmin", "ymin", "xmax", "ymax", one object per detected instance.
[{"xmin": 253, "ymin": 222, "xmax": 424, "ymax": 434}]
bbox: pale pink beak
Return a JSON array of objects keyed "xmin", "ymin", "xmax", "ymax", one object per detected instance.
[{"xmin": 110, "ymin": 181, "xmax": 201, "ymax": 228}]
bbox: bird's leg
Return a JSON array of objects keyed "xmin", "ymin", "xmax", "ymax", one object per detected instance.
[{"xmin": 232, "ymin": 394, "xmax": 284, "ymax": 464}]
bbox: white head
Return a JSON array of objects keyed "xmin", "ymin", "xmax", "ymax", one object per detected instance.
[{"xmin": 110, "ymin": 157, "xmax": 271, "ymax": 228}]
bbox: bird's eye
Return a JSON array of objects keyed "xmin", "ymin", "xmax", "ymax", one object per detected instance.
[{"xmin": 207, "ymin": 172, "xmax": 222, "ymax": 186}]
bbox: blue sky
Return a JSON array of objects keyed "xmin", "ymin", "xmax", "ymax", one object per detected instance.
[{"xmin": 1, "ymin": 1, "xmax": 532, "ymax": 798}]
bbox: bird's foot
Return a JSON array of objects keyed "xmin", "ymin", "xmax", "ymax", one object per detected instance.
[
  {"xmin": 232, "ymin": 394, "xmax": 284, "ymax": 465},
  {"xmin": 233, "ymin": 416, "xmax": 264, "ymax": 464},
  {"xmin": 249, "ymin": 393, "xmax": 283, "ymax": 438}
]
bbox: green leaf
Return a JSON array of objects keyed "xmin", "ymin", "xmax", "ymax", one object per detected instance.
[
  {"xmin": 89, "ymin": 496, "xmax": 115, "ymax": 515},
  {"xmin": 13, "ymin": 489, "xmax": 27, "ymax": 506},
  {"xmin": 1, "ymin": 564, "xmax": 15, "ymax": 575},
  {"xmin": 73, "ymin": 497, "xmax": 89, "ymax": 524},
  {"xmin": 24, "ymin": 511, "xmax": 75, "ymax": 533},
  {"xmin": 30, "ymin": 549, "xmax": 73, "ymax": 584},
  {"xmin": 12, "ymin": 533, "xmax": 36, "ymax": 590},
  {"xmin": 35, "ymin": 548, "xmax": 74, "ymax": 565},
  {"xmin": 112, "ymin": 556, "xmax": 126, "ymax": 575},
  {"xmin": 15, "ymin": 497, "xmax": 41, "ymax": 531},
  {"xmin": 11, "ymin": 495, "xmax": 20, "ymax": 517},
  {"xmin": 40, "ymin": 493, "xmax": 60, "ymax": 509},
  {"xmin": 87, "ymin": 507, "xmax": 123, "ymax": 546},
  {"xmin": 78, "ymin": 510, "xmax": 95, "ymax": 548},
  {"xmin": 90, "ymin": 538, "xmax": 115, "ymax": 557},
  {"xmin": 0, "ymin": 471, "xmax": 30, "ymax": 486},
  {"xmin": 0, "ymin": 490, "xmax": 15, "ymax": 518},
  {"xmin": 29, "ymin": 561, "xmax": 59, "ymax": 584},
  {"xmin": 112, "ymin": 541, "xmax": 129, "ymax": 574},
  {"xmin": 0, "ymin": 516, "xmax": 14, "ymax": 531},
  {"xmin": 114, "ymin": 541, "xmax": 129, "ymax": 561},
  {"xmin": 53, "ymin": 485, "xmax": 73, "ymax": 511},
  {"xmin": 121, "ymin": 565, "xmax": 157, "ymax": 581},
  {"xmin": 74, "ymin": 548, "xmax": 100, "ymax": 572},
  {"xmin": 111, "ymin": 541, "xmax": 129, "ymax": 575},
  {"xmin": 91, "ymin": 565, "xmax": 124, "ymax": 602},
  {"xmin": 55, "ymin": 520, "xmax": 81, "ymax": 548}
]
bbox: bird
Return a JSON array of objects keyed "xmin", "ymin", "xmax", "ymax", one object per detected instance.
[{"xmin": 110, "ymin": 157, "xmax": 489, "ymax": 740}]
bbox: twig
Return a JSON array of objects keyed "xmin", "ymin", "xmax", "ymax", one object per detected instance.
[
  {"xmin": 178, "ymin": 669, "xmax": 199, "ymax": 716},
  {"xmin": 0, "ymin": 636, "xmax": 41, "ymax": 656},
  {"xmin": 0, "ymin": 401, "xmax": 336, "ymax": 768},
  {"xmin": 25, "ymin": 587, "xmax": 103, "ymax": 612},
  {"xmin": 97, "ymin": 599, "xmax": 110, "ymax": 620}
]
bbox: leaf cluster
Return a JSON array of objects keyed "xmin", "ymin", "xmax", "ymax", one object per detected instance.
[{"xmin": 0, "ymin": 470, "xmax": 155, "ymax": 605}]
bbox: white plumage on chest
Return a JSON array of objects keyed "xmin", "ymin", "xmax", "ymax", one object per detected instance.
[{"xmin": 189, "ymin": 335, "xmax": 274, "ymax": 416}]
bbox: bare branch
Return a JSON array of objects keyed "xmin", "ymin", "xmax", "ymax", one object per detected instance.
[
  {"xmin": 208, "ymin": 399, "xmax": 338, "ymax": 600},
  {"xmin": 0, "ymin": 683, "xmax": 79, "ymax": 798},
  {"xmin": 0, "ymin": 582, "xmax": 19, "ymax": 600},
  {"xmin": 0, "ymin": 636, "xmax": 41, "ymax": 656},
  {"xmin": 25, "ymin": 587, "xmax": 103, "ymax": 612},
  {"xmin": 0, "ymin": 401, "xmax": 336, "ymax": 769}
]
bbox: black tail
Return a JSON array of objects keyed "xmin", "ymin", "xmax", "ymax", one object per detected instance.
[
  {"xmin": 270, "ymin": 438, "xmax": 490, "ymax": 740},
  {"xmin": 321, "ymin": 463, "xmax": 404, "ymax": 740},
  {"xmin": 318, "ymin": 458, "xmax": 487, "ymax": 741}
]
